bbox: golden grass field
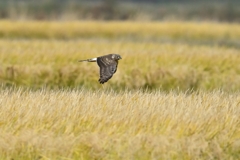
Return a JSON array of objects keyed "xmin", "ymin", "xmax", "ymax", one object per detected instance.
[
  {"xmin": 0, "ymin": 21, "xmax": 240, "ymax": 159},
  {"xmin": 1, "ymin": 88, "xmax": 240, "ymax": 159},
  {"xmin": 0, "ymin": 21, "xmax": 240, "ymax": 91}
]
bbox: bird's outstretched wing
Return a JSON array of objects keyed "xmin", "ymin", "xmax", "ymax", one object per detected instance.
[{"xmin": 97, "ymin": 56, "xmax": 118, "ymax": 84}]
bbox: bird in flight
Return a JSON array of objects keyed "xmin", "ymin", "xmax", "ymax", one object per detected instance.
[{"xmin": 79, "ymin": 54, "xmax": 122, "ymax": 84}]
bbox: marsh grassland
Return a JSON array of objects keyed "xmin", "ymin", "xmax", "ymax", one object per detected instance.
[
  {"xmin": 0, "ymin": 21, "xmax": 240, "ymax": 159},
  {"xmin": 0, "ymin": 21, "xmax": 240, "ymax": 91},
  {"xmin": 1, "ymin": 88, "xmax": 240, "ymax": 160}
]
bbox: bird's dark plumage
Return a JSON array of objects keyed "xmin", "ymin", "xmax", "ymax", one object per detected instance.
[{"xmin": 79, "ymin": 54, "xmax": 122, "ymax": 84}]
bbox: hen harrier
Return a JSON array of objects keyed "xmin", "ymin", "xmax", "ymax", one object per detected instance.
[{"xmin": 79, "ymin": 54, "xmax": 122, "ymax": 84}]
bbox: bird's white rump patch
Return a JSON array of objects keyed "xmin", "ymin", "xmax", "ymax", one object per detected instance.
[{"xmin": 90, "ymin": 58, "xmax": 97, "ymax": 61}]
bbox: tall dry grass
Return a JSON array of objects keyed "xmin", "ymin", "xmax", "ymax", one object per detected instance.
[
  {"xmin": 0, "ymin": 88, "xmax": 240, "ymax": 159},
  {"xmin": 0, "ymin": 21, "xmax": 240, "ymax": 159}
]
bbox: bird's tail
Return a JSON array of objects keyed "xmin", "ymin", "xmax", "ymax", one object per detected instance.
[{"xmin": 78, "ymin": 58, "xmax": 97, "ymax": 62}]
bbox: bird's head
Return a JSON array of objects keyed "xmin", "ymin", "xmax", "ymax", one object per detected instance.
[{"xmin": 112, "ymin": 54, "xmax": 122, "ymax": 61}]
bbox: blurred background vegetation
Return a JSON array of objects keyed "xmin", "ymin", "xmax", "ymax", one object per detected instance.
[
  {"xmin": 0, "ymin": 0, "xmax": 240, "ymax": 91},
  {"xmin": 0, "ymin": 0, "xmax": 239, "ymax": 22}
]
